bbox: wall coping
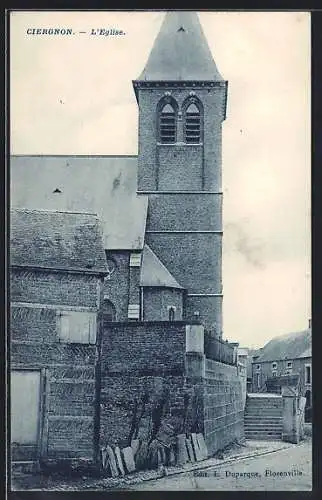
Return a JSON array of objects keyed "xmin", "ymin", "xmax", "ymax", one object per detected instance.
[{"xmin": 103, "ymin": 320, "xmax": 202, "ymax": 327}]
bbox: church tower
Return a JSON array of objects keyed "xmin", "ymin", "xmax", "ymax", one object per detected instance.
[{"xmin": 133, "ymin": 11, "xmax": 227, "ymax": 337}]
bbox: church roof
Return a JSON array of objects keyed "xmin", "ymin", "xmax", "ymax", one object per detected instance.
[
  {"xmin": 254, "ymin": 329, "xmax": 312, "ymax": 363},
  {"xmin": 136, "ymin": 11, "xmax": 224, "ymax": 82},
  {"xmin": 10, "ymin": 155, "xmax": 147, "ymax": 250},
  {"xmin": 11, "ymin": 208, "xmax": 108, "ymax": 274},
  {"xmin": 140, "ymin": 244, "xmax": 184, "ymax": 289}
]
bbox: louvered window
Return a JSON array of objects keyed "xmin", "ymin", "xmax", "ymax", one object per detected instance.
[
  {"xmin": 159, "ymin": 103, "xmax": 176, "ymax": 143},
  {"xmin": 185, "ymin": 103, "xmax": 201, "ymax": 143}
]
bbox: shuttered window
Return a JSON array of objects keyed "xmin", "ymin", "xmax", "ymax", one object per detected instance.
[
  {"xmin": 130, "ymin": 253, "xmax": 141, "ymax": 267},
  {"xmin": 159, "ymin": 103, "xmax": 176, "ymax": 143},
  {"xmin": 57, "ymin": 310, "xmax": 97, "ymax": 344},
  {"xmin": 128, "ymin": 304, "xmax": 140, "ymax": 320},
  {"xmin": 185, "ymin": 103, "xmax": 201, "ymax": 143}
]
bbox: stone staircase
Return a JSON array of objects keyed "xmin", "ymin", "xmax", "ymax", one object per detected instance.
[{"xmin": 244, "ymin": 394, "xmax": 283, "ymax": 440}]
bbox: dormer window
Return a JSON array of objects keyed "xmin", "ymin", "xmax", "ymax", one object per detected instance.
[
  {"xmin": 159, "ymin": 103, "xmax": 176, "ymax": 143},
  {"xmin": 185, "ymin": 102, "xmax": 201, "ymax": 143}
]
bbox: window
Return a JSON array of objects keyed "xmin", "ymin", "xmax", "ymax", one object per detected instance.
[
  {"xmin": 105, "ymin": 258, "xmax": 117, "ymax": 280},
  {"xmin": 128, "ymin": 304, "xmax": 140, "ymax": 320},
  {"xmin": 103, "ymin": 299, "xmax": 116, "ymax": 322},
  {"xmin": 130, "ymin": 253, "xmax": 141, "ymax": 267},
  {"xmin": 57, "ymin": 310, "xmax": 96, "ymax": 344},
  {"xmin": 159, "ymin": 103, "xmax": 176, "ymax": 143},
  {"xmin": 286, "ymin": 361, "xmax": 293, "ymax": 369},
  {"xmin": 271, "ymin": 362, "xmax": 277, "ymax": 370},
  {"xmin": 168, "ymin": 306, "xmax": 176, "ymax": 321},
  {"xmin": 184, "ymin": 102, "xmax": 201, "ymax": 143},
  {"xmin": 272, "ymin": 371, "xmax": 277, "ymax": 377},
  {"xmin": 305, "ymin": 364, "xmax": 311, "ymax": 384},
  {"xmin": 256, "ymin": 364, "xmax": 261, "ymax": 371},
  {"xmin": 256, "ymin": 373, "xmax": 261, "ymax": 389}
]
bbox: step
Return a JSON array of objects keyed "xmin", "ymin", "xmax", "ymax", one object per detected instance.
[
  {"xmin": 244, "ymin": 415, "xmax": 282, "ymax": 422},
  {"xmin": 245, "ymin": 422, "xmax": 283, "ymax": 429},
  {"xmin": 245, "ymin": 431, "xmax": 282, "ymax": 437},
  {"xmin": 12, "ymin": 461, "xmax": 40, "ymax": 474},
  {"xmin": 245, "ymin": 435, "xmax": 282, "ymax": 441},
  {"xmin": 246, "ymin": 401, "xmax": 283, "ymax": 408},
  {"xmin": 245, "ymin": 412, "xmax": 282, "ymax": 417},
  {"xmin": 245, "ymin": 422, "xmax": 282, "ymax": 427},
  {"xmin": 245, "ymin": 433, "xmax": 282, "ymax": 439},
  {"xmin": 246, "ymin": 410, "xmax": 282, "ymax": 414},
  {"xmin": 245, "ymin": 425, "xmax": 283, "ymax": 432}
]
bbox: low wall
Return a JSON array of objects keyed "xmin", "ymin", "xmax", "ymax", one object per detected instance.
[
  {"xmin": 99, "ymin": 322, "xmax": 244, "ymax": 457},
  {"xmin": 100, "ymin": 322, "xmax": 193, "ymax": 449}
]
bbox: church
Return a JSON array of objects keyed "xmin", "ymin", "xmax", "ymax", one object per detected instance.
[
  {"xmin": 11, "ymin": 11, "xmax": 225, "ymax": 336},
  {"xmin": 11, "ymin": 12, "xmax": 244, "ymax": 466}
]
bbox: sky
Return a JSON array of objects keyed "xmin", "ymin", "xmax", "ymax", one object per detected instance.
[{"xmin": 10, "ymin": 11, "xmax": 311, "ymax": 348}]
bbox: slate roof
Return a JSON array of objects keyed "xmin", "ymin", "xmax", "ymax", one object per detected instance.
[
  {"xmin": 10, "ymin": 155, "xmax": 147, "ymax": 250},
  {"xmin": 136, "ymin": 11, "xmax": 224, "ymax": 82},
  {"xmin": 298, "ymin": 347, "xmax": 311, "ymax": 359},
  {"xmin": 254, "ymin": 329, "xmax": 312, "ymax": 363},
  {"xmin": 140, "ymin": 244, "xmax": 184, "ymax": 289},
  {"xmin": 11, "ymin": 208, "xmax": 108, "ymax": 274}
]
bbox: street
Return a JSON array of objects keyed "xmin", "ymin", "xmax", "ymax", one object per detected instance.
[{"xmin": 128, "ymin": 439, "xmax": 312, "ymax": 491}]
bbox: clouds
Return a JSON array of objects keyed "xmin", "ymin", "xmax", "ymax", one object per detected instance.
[{"xmin": 10, "ymin": 11, "xmax": 311, "ymax": 347}]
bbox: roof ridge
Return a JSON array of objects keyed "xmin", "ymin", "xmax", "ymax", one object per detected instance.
[
  {"xmin": 11, "ymin": 207, "xmax": 99, "ymax": 216},
  {"xmin": 10, "ymin": 154, "xmax": 138, "ymax": 158}
]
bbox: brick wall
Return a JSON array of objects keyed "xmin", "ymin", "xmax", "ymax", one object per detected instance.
[
  {"xmin": 143, "ymin": 287, "xmax": 183, "ymax": 321},
  {"xmin": 100, "ymin": 321, "xmax": 190, "ymax": 448},
  {"xmin": 137, "ymin": 85, "xmax": 224, "ymax": 334},
  {"xmin": 11, "ymin": 268, "xmax": 103, "ymax": 461},
  {"xmin": 11, "ymin": 268, "xmax": 99, "ymax": 308},
  {"xmin": 137, "ymin": 86, "xmax": 226, "ymax": 192},
  {"xmin": 100, "ymin": 322, "xmax": 244, "ymax": 455},
  {"xmin": 103, "ymin": 251, "xmax": 130, "ymax": 321},
  {"xmin": 146, "ymin": 232, "xmax": 222, "ymax": 331}
]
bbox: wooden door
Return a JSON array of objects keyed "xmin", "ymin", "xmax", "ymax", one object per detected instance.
[{"xmin": 11, "ymin": 370, "xmax": 41, "ymax": 457}]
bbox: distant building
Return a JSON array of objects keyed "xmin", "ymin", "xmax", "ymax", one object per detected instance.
[
  {"xmin": 10, "ymin": 208, "xmax": 108, "ymax": 461},
  {"xmin": 251, "ymin": 322, "xmax": 312, "ymax": 419}
]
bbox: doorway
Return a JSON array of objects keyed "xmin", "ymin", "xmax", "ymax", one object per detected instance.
[{"xmin": 11, "ymin": 370, "xmax": 42, "ymax": 458}]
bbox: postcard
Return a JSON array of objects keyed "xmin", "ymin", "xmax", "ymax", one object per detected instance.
[{"xmin": 9, "ymin": 10, "xmax": 311, "ymax": 491}]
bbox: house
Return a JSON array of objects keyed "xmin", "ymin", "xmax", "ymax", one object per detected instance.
[
  {"xmin": 251, "ymin": 321, "xmax": 312, "ymax": 419},
  {"xmin": 10, "ymin": 12, "xmax": 246, "ymax": 461},
  {"xmin": 10, "ymin": 208, "xmax": 108, "ymax": 461}
]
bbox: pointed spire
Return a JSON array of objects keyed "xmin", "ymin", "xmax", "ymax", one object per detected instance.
[{"xmin": 137, "ymin": 11, "xmax": 224, "ymax": 81}]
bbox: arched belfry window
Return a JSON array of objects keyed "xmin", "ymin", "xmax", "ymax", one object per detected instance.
[
  {"xmin": 184, "ymin": 101, "xmax": 202, "ymax": 144},
  {"xmin": 159, "ymin": 102, "xmax": 177, "ymax": 143}
]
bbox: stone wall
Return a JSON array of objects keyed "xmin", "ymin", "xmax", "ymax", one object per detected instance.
[{"xmin": 203, "ymin": 359, "xmax": 244, "ymax": 453}]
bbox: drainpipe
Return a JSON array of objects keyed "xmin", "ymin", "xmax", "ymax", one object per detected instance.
[{"xmin": 140, "ymin": 286, "xmax": 144, "ymax": 321}]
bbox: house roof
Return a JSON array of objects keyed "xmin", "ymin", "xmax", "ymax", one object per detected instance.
[
  {"xmin": 254, "ymin": 329, "xmax": 312, "ymax": 363},
  {"xmin": 10, "ymin": 155, "xmax": 147, "ymax": 250},
  {"xmin": 140, "ymin": 244, "xmax": 184, "ymax": 289},
  {"xmin": 298, "ymin": 347, "xmax": 312, "ymax": 359},
  {"xmin": 136, "ymin": 11, "xmax": 224, "ymax": 82},
  {"xmin": 11, "ymin": 208, "xmax": 108, "ymax": 274}
]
